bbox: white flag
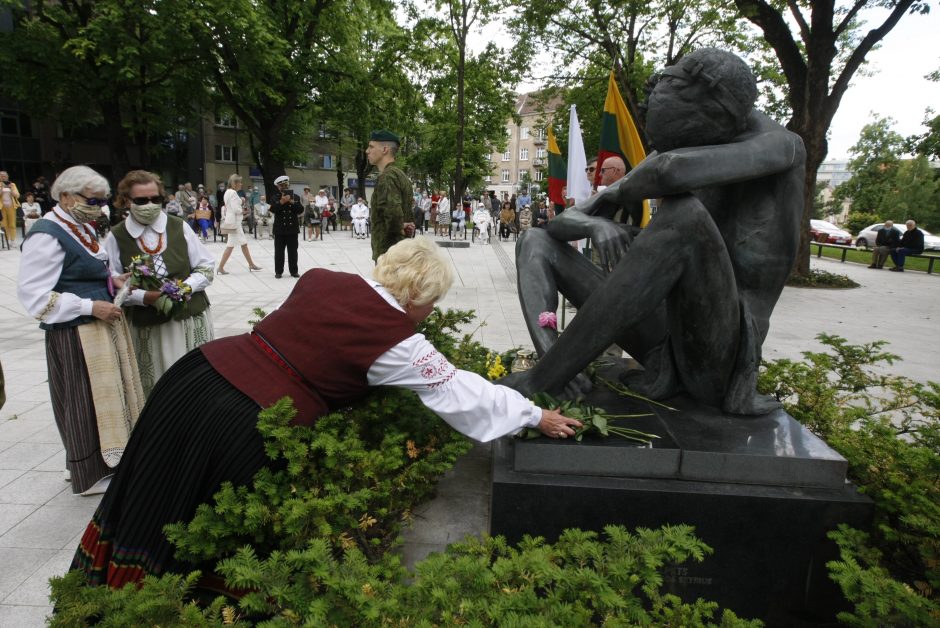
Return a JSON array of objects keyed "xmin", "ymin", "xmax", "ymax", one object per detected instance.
[{"xmin": 566, "ymin": 104, "xmax": 591, "ymax": 205}]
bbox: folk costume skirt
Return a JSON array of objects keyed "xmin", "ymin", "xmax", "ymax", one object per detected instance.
[
  {"xmin": 47, "ymin": 320, "xmax": 144, "ymax": 494},
  {"xmin": 71, "ymin": 350, "xmax": 268, "ymax": 588}
]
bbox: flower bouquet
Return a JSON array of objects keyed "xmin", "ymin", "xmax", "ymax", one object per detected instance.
[
  {"xmin": 125, "ymin": 255, "xmax": 193, "ymax": 316},
  {"xmin": 521, "ymin": 392, "xmax": 660, "ymax": 445}
]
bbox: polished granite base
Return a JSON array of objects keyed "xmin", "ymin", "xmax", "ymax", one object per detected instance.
[
  {"xmin": 513, "ymin": 392, "xmax": 848, "ymax": 489},
  {"xmin": 491, "ymin": 389, "xmax": 872, "ymax": 625}
]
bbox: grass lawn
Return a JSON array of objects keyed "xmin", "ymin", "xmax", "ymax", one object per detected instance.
[{"xmin": 814, "ymin": 245, "xmax": 938, "ymax": 273}]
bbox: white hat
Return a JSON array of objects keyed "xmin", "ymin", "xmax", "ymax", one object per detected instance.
[{"xmin": 274, "ymin": 175, "xmax": 290, "ymax": 185}]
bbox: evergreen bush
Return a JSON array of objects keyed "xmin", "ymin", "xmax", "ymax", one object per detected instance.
[
  {"xmin": 758, "ymin": 334, "xmax": 940, "ymax": 625},
  {"xmin": 49, "ymin": 308, "xmax": 756, "ymax": 626}
]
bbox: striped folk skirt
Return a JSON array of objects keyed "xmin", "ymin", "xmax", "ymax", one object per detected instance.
[
  {"xmin": 46, "ymin": 323, "xmax": 142, "ymax": 494},
  {"xmin": 71, "ymin": 350, "xmax": 269, "ymax": 588}
]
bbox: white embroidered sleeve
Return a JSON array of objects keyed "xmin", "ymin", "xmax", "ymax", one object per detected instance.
[{"xmin": 367, "ymin": 334, "xmax": 542, "ymax": 442}]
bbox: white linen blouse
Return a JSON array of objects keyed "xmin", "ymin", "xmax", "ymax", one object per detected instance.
[{"xmin": 362, "ymin": 278, "xmax": 541, "ymax": 442}]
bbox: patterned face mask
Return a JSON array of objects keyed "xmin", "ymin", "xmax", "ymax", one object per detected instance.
[
  {"xmin": 69, "ymin": 201, "xmax": 104, "ymax": 224},
  {"xmin": 130, "ymin": 203, "xmax": 163, "ymax": 225}
]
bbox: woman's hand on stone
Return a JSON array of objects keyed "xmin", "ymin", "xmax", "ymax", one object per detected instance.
[{"xmin": 536, "ymin": 408, "xmax": 582, "ymax": 439}]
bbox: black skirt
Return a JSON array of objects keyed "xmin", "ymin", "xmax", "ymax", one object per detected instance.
[{"xmin": 72, "ymin": 350, "xmax": 267, "ymax": 588}]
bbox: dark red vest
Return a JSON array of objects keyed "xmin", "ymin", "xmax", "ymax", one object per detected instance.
[{"xmin": 202, "ymin": 269, "xmax": 416, "ymax": 426}]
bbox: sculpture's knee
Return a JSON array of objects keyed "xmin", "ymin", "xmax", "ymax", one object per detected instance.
[
  {"xmin": 658, "ymin": 194, "xmax": 713, "ymax": 230},
  {"xmin": 516, "ymin": 227, "xmax": 552, "ymax": 260}
]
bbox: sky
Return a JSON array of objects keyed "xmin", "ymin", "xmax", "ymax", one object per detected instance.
[
  {"xmin": 823, "ymin": 8, "xmax": 939, "ymax": 160},
  {"xmin": 495, "ymin": 6, "xmax": 940, "ymax": 162}
]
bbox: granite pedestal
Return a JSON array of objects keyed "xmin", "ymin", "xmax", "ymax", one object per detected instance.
[{"xmin": 490, "ymin": 387, "xmax": 872, "ymax": 625}]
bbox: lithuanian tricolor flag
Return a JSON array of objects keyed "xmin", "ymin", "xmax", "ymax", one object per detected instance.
[
  {"xmin": 547, "ymin": 125, "xmax": 567, "ymax": 207},
  {"xmin": 596, "ymin": 70, "xmax": 650, "ymax": 226}
]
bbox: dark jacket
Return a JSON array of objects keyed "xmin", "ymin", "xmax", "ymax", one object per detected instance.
[
  {"xmin": 271, "ymin": 189, "xmax": 304, "ymax": 235},
  {"xmin": 900, "ymin": 227, "xmax": 925, "ymax": 254},
  {"xmin": 876, "ymin": 226, "xmax": 901, "ymax": 249}
]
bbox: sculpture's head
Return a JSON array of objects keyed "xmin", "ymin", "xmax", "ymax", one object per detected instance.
[{"xmin": 644, "ymin": 48, "xmax": 757, "ymax": 152}]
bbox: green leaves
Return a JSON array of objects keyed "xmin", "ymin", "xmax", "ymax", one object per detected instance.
[
  {"xmin": 528, "ymin": 392, "xmax": 660, "ymax": 444},
  {"xmin": 758, "ymin": 334, "xmax": 940, "ymax": 624}
]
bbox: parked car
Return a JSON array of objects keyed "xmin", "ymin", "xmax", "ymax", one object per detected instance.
[
  {"xmin": 855, "ymin": 223, "xmax": 940, "ymax": 251},
  {"xmin": 809, "ymin": 219, "xmax": 853, "ymax": 245}
]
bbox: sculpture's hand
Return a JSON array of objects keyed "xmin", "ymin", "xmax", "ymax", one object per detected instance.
[{"xmin": 591, "ymin": 220, "xmax": 632, "ymax": 272}]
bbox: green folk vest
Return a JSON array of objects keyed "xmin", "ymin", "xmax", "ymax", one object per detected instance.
[{"xmin": 111, "ymin": 215, "xmax": 210, "ymax": 327}]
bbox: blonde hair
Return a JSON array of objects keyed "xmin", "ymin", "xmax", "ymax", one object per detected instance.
[
  {"xmin": 373, "ymin": 237, "xmax": 454, "ymax": 308},
  {"xmin": 228, "ymin": 173, "xmax": 243, "ymax": 187}
]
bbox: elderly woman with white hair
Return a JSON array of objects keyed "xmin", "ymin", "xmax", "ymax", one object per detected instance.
[
  {"xmin": 17, "ymin": 165, "xmax": 145, "ymax": 496},
  {"xmin": 72, "ymin": 236, "xmax": 581, "ymax": 588}
]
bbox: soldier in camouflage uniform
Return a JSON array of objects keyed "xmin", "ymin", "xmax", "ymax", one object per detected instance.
[{"xmin": 365, "ymin": 129, "xmax": 415, "ymax": 261}]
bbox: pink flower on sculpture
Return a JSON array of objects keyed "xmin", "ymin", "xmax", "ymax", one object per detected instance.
[{"xmin": 538, "ymin": 311, "xmax": 557, "ymax": 330}]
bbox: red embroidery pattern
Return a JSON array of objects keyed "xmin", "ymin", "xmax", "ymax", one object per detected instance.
[{"xmin": 414, "ymin": 349, "xmax": 456, "ymax": 389}]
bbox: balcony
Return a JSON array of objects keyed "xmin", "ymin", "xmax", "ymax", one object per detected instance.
[{"xmin": 533, "ymin": 159, "xmax": 545, "ymax": 168}]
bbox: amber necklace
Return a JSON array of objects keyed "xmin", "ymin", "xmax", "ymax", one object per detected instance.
[
  {"xmin": 137, "ymin": 231, "xmax": 164, "ymax": 255},
  {"xmin": 53, "ymin": 208, "xmax": 99, "ymax": 253}
]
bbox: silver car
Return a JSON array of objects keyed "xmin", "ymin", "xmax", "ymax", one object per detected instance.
[{"xmin": 855, "ymin": 223, "xmax": 940, "ymax": 252}]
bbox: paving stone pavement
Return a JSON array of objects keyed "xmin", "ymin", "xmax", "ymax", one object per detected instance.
[{"xmin": 0, "ymin": 227, "xmax": 937, "ymax": 625}]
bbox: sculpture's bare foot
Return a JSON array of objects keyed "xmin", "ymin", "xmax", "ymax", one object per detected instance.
[
  {"xmin": 723, "ymin": 392, "xmax": 782, "ymax": 416},
  {"xmin": 561, "ymin": 373, "xmax": 593, "ymax": 400},
  {"xmin": 620, "ymin": 356, "xmax": 682, "ymax": 400}
]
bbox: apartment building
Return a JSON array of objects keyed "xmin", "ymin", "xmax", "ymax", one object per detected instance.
[{"xmin": 486, "ymin": 92, "xmax": 563, "ymax": 199}]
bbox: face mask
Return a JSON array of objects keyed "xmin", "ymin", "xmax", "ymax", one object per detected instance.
[
  {"xmin": 130, "ymin": 203, "xmax": 163, "ymax": 225},
  {"xmin": 70, "ymin": 201, "xmax": 103, "ymax": 224}
]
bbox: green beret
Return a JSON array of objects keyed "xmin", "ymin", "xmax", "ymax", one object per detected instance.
[{"xmin": 370, "ymin": 129, "xmax": 400, "ymax": 144}]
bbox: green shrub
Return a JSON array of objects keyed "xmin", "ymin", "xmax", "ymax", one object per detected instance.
[
  {"xmin": 758, "ymin": 334, "xmax": 940, "ymax": 625},
  {"xmin": 52, "ymin": 527, "xmax": 760, "ymax": 627},
  {"xmin": 48, "ymin": 307, "xmax": 759, "ymax": 625},
  {"xmin": 785, "ymin": 269, "xmax": 859, "ymax": 289},
  {"xmin": 844, "ymin": 211, "xmax": 881, "ymax": 235}
]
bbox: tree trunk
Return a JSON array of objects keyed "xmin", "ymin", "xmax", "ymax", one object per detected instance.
[
  {"xmin": 100, "ymin": 99, "xmax": 131, "ymax": 179},
  {"xmin": 454, "ymin": 36, "xmax": 466, "ymax": 204},
  {"xmin": 354, "ymin": 148, "xmax": 371, "ymax": 200},
  {"xmin": 335, "ymin": 153, "xmax": 345, "ymax": 196},
  {"xmin": 788, "ymin": 108, "xmax": 829, "ymax": 276},
  {"xmin": 257, "ymin": 137, "xmax": 285, "ymax": 198}
]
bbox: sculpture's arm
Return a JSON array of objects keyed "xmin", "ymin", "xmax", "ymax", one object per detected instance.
[{"xmin": 619, "ymin": 128, "xmax": 805, "ymax": 202}]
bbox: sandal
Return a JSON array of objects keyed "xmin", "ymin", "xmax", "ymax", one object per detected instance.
[{"xmin": 217, "ymin": 268, "xmax": 229, "ymax": 275}]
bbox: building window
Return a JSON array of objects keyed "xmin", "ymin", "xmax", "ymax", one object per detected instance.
[
  {"xmin": 536, "ymin": 147, "xmax": 546, "ymax": 159},
  {"xmin": 535, "ymin": 170, "xmax": 544, "ymax": 182},
  {"xmin": 502, "ymin": 150, "xmax": 511, "ymax": 161},
  {"xmin": 518, "ymin": 169, "xmax": 528, "ymax": 181},
  {"xmin": 321, "ymin": 154, "xmax": 335, "ymax": 169},
  {"xmin": 519, "ymin": 148, "xmax": 529, "ymax": 161},
  {"xmin": 0, "ymin": 110, "xmax": 31, "ymax": 136},
  {"xmin": 214, "ymin": 145, "xmax": 238, "ymax": 163},
  {"xmin": 214, "ymin": 112, "xmax": 237, "ymax": 128},
  {"xmin": 501, "ymin": 169, "xmax": 510, "ymax": 183},
  {"xmin": 483, "ymin": 174, "xmax": 492, "ymax": 183},
  {"xmin": 521, "ymin": 127, "xmax": 530, "ymax": 140},
  {"xmin": 506, "ymin": 127, "xmax": 512, "ymax": 139},
  {"xmin": 536, "ymin": 127, "xmax": 546, "ymax": 140}
]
